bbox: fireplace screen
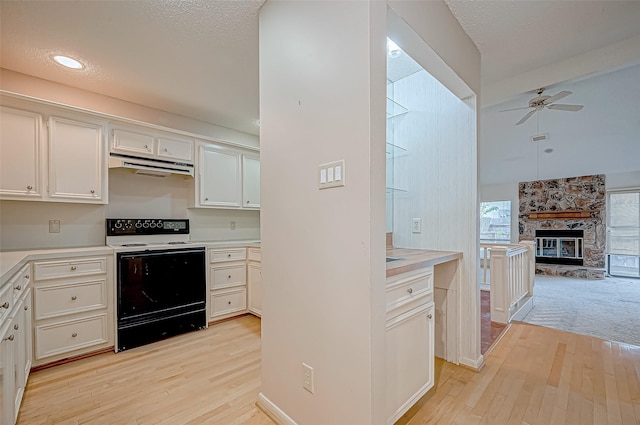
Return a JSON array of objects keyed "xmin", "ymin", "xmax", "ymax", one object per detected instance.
[{"xmin": 535, "ymin": 230, "xmax": 584, "ymax": 265}]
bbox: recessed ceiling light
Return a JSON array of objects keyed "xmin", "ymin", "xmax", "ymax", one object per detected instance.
[{"xmin": 53, "ymin": 55, "xmax": 84, "ymax": 69}]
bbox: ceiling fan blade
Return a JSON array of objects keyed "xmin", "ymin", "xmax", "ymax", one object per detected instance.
[
  {"xmin": 544, "ymin": 90, "xmax": 572, "ymax": 104},
  {"xmin": 547, "ymin": 104, "xmax": 584, "ymax": 112},
  {"xmin": 516, "ymin": 109, "xmax": 536, "ymax": 125},
  {"xmin": 499, "ymin": 106, "xmax": 532, "ymax": 112}
]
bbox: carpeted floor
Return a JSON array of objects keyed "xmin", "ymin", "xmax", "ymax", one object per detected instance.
[{"xmin": 521, "ymin": 275, "xmax": 640, "ymax": 347}]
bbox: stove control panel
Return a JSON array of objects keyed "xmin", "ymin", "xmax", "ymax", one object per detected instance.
[{"xmin": 106, "ymin": 219, "xmax": 189, "ymax": 236}]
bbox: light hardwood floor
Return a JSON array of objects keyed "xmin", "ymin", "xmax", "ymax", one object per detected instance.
[{"xmin": 19, "ymin": 316, "xmax": 640, "ymax": 425}]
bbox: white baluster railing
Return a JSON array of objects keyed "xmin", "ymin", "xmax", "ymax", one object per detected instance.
[{"xmin": 481, "ymin": 241, "xmax": 535, "ymax": 324}]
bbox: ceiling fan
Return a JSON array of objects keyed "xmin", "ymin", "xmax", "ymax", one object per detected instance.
[{"xmin": 501, "ymin": 88, "xmax": 584, "ymax": 125}]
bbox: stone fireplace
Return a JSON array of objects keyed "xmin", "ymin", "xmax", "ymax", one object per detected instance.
[{"xmin": 519, "ymin": 174, "xmax": 606, "ymax": 279}]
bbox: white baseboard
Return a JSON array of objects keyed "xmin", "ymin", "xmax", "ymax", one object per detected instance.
[
  {"xmin": 459, "ymin": 354, "xmax": 484, "ymax": 371},
  {"xmin": 256, "ymin": 392, "xmax": 298, "ymax": 425},
  {"xmin": 511, "ymin": 296, "xmax": 533, "ymax": 322}
]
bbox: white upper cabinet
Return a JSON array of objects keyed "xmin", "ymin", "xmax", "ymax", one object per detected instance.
[
  {"xmin": 242, "ymin": 154, "xmax": 260, "ymax": 209},
  {"xmin": 0, "ymin": 106, "xmax": 43, "ymax": 199},
  {"xmin": 112, "ymin": 129, "xmax": 194, "ymax": 163},
  {"xmin": 194, "ymin": 142, "xmax": 260, "ymax": 210},
  {"xmin": 48, "ymin": 116, "xmax": 106, "ymax": 203},
  {"xmin": 199, "ymin": 145, "xmax": 242, "ymax": 208}
]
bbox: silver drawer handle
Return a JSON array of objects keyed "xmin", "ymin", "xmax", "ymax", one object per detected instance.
[
  {"xmin": 228, "ymin": 301, "xmax": 231, "ymax": 305},
  {"xmin": 4, "ymin": 334, "xmax": 14, "ymax": 342},
  {"xmin": 407, "ymin": 288, "xmax": 413, "ymax": 294},
  {"xmin": 1, "ymin": 302, "xmax": 9, "ymax": 309},
  {"xmin": 227, "ymin": 254, "xmax": 231, "ymax": 258},
  {"xmin": 24, "ymin": 305, "xmax": 28, "ymax": 311},
  {"xmin": 25, "ymin": 274, "xmax": 29, "ymax": 279},
  {"xmin": 72, "ymin": 332, "xmax": 78, "ymax": 338},
  {"xmin": 90, "ymin": 189, "xmax": 95, "ymax": 194},
  {"xmin": 71, "ymin": 266, "xmax": 77, "ymax": 271},
  {"xmin": 14, "ymin": 285, "xmax": 22, "ymax": 291},
  {"xmin": 71, "ymin": 296, "xmax": 77, "ymax": 301},
  {"xmin": 14, "ymin": 324, "xmax": 19, "ymax": 331},
  {"xmin": 427, "ymin": 314, "xmax": 433, "ymax": 319},
  {"xmin": 228, "ymin": 275, "xmax": 232, "ymax": 279},
  {"xmin": 144, "ymin": 144, "xmax": 149, "ymax": 149},
  {"xmin": 27, "ymin": 185, "xmax": 33, "ymax": 190}
]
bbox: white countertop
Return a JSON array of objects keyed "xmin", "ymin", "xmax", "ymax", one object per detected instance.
[{"xmin": 0, "ymin": 240, "xmax": 261, "ymax": 288}]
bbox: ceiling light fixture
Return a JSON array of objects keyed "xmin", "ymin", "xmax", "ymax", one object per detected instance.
[
  {"xmin": 53, "ymin": 55, "xmax": 84, "ymax": 69},
  {"xmin": 387, "ymin": 38, "xmax": 401, "ymax": 59}
]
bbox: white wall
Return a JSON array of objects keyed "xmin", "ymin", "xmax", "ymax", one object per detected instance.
[
  {"xmin": 259, "ymin": 1, "xmax": 387, "ymax": 424},
  {"xmin": 0, "ymin": 170, "xmax": 260, "ymax": 250}
]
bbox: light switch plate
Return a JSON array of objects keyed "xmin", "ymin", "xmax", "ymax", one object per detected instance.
[
  {"xmin": 49, "ymin": 220, "xmax": 61, "ymax": 233},
  {"xmin": 318, "ymin": 160, "xmax": 345, "ymax": 190},
  {"xmin": 412, "ymin": 218, "xmax": 422, "ymax": 234}
]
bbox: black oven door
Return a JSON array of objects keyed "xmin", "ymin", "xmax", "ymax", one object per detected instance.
[{"xmin": 116, "ymin": 247, "xmax": 206, "ymax": 350}]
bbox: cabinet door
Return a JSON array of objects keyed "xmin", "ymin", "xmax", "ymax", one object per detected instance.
[
  {"xmin": 112, "ymin": 129, "xmax": 154, "ymax": 156},
  {"xmin": 0, "ymin": 106, "xmax": 43, "ymax": 199},
  {"xmin": 11, "ymin": 291, "xmax": 30, "ymax": 423},
  {"xmin": 48, "ymin": 116, "xmax": 106, "ymax": 203},
  {"xmin": 242, "ymin": 154, "xmax": 260, "ymax": 208},
  {"xmin": 1, "ymin": 317, "xmax": 16, "ymax": 425},
  {"xmin": 199, "ymin": 146, "xmax": 241, "ymax": 208},
  {"xmin": 386, "ymin": 303, "xmax": 435, "ymax": 424},
  {"xmin": 157, "ymin": 137, "xmax": 193, "ymax": 162},
  {"xmin": 248, "ymin": 262, "xmax": 262, "ymax": 316}
]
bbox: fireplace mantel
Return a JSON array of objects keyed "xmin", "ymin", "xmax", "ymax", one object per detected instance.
[{"xmin": 527, "ymin": 210, "xmax": 592, "ymax": 220}]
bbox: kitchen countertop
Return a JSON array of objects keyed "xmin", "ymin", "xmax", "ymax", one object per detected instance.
[
  {"xmin": 0, "ymin": 240, "xmax": 262, "ymax": 288},
  {"xmin": 386, "ymin": 247, "xmax": 462, "ymax": 278}
]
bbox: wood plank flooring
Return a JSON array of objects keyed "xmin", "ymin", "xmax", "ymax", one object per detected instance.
[
  {"xmin": 18, "ymin": 315, "xmax": 273, "ymax": 425},
  {"xmin": 19, "ymin": 316, "xmax": 640, "ymax": 425}
]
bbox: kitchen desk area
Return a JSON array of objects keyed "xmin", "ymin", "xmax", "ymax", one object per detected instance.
[{"xmin": 384, "ymin": 246, "xmax": 462, "ymax": 424}]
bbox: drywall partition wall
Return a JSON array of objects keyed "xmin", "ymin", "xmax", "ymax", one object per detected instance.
[
  {"xmin": 258, "ymin": 1, "xmax": 387, "ymax": 424},
  {"xmin": 0, "ymin": 69, "xmax": 259, "ymax": 148},
  {"xmin": 386, "ymin": 2, "xmax": 481, "ymax": 370}
]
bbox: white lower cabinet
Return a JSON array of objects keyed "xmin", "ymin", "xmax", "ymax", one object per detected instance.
[
  {"xmin": 247, "ymin": 248, "xmax": 262, "ymax": 317},
  {"xmin": 31, "ymin": 255, "xmax": 113, "ymax": 367},
  {"xmin": 386, "ymin": 268, "xmax": 435, "ymax": 425},
  {"xmin": 1, "ymin": 264, "xmax": 32, "ymax": 425},
  {"xmin": 208, "ymin": 248, "xmax": 247, "ymax": 321}
]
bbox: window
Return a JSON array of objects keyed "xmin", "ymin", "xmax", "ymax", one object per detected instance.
[
  {"xmin": 607, "ymin": 191, "xmax": 640, "ymax": 278},
  {"xmin": 480, "ymin": 200, "xmax": 511, "ymax": 243}
]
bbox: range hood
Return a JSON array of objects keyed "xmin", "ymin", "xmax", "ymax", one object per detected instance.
[{"xmin": 109, "ymin": 154, "xmax": 194, "ymax": 178}]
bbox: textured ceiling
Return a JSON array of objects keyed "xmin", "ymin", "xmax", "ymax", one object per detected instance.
[
  {"xmin": 2, "ymin": 1, "xmax": 640, "ymax": 137},
  {"xmin": 0, "ymin": 0, "xmax": 264, "ymax": 135},
  {"xmin": 446, "ymin": 0, "xmax": 640, "ymax": 105}
]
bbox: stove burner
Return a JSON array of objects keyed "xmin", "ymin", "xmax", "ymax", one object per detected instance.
[{"xmin": 121, "ymin": 243, "xmax": 148, "ymax": 247}]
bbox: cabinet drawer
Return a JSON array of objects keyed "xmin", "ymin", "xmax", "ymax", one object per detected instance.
[
  {"xmin": 386, "ymin": 269, "xmax": 433, "ymax": 311},
  {"xmin": 210, "ymin": 248, "xmax": 246, "ymax": 263},
  {"xmin": 211, "ymin": 264, "xmax": 246, "ymax": 289},
  {"xmin": 33, "ymin": 257, "xmax": 107, "ymax": 281},
  {"xmin": 35, "ymin": 313, "xmax": 108, "ymax": 359},
  {"xmin": 34, "ymin": 278, "xmax": 107, "ymax": 320},
  {"xmin": 10, "ymin": 264, "xmax": 31, "ymax": 303},
  {"xmin": 112, "ymin": 129, "xmax": 154, "ymax": 155},
  {"xmin": 248, "ymin": 247, "xmax": 261, "ymax": 262},
  {"xmin": 210, "ymin": 289, "xmax": 246, "ymax": 318},
  {"xmin": 0, "ymin": 284, "xmax": 11, "ymax": 322}
]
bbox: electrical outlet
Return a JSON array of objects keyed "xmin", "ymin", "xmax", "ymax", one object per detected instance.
[
  {"xmin": 230, "ymin": 221, "xmax": 236, "ymax": 230},
  {"xmin": 412, "ymin": 218, "xmax": 422, "ymax": 234},
  {"xmin": 49, "ymin": 220, "xmax": 61, "ymax": 233},
  {"xmin": 302, "ymin": 362, "xmax": 314, "ymax": 393}
]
